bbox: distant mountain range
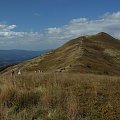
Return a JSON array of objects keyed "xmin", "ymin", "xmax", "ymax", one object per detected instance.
[
  {"xmin": 0, "ymin": 49, "xmax": 49, "ymax": 68},
  {"xmin": 2, "ymin": 32, "xmax": 120, "ymax": 75}
]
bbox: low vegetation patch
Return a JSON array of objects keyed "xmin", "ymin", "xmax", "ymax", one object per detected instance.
[{"xmin": 0, "ymin": 73, "xmax": 120, "ymax": 120}]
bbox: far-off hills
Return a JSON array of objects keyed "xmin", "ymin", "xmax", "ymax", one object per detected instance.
[{"xmin": 3, "ymin": 32, "xmax": 120, "ymax": 75}]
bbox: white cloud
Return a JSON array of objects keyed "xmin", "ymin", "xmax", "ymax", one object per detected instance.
[
  {"xmin": 0, "ymin": 23, "xmax": 44, "ymax": 50},
  {"xmin": 0, "ymin": 23, "xmax": 43, "ymax": 40},
  {"xmin": 0, "ymin": 11, "xmax": 120, "ymax": 50},
  {"xmin": 7, "ymin": 25, "xmax": 16, "ymax": 30},
  {"xmin": 47, "ymin": 27, "xmax": 62, "ymax": 34},
  {"xmin": 47, "ymin": 11, "xmax": 120, "ymax": 40}
]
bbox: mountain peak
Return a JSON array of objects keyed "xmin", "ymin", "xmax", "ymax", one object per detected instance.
[
  {"xmin": 97, "ymin": 32, "xmax": 110, "ymax": 35},
  {"xmin": 84, "ymin": 32, "xmax": 119, "ymax": 44},
  {"xmin": 96, "ymin": 32, "xmax": 113, "ymax": 38}
]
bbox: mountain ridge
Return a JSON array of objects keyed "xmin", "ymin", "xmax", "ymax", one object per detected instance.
[{"xmin": 3, "ymin": 32, "xmax": 120, "ymax": 75}]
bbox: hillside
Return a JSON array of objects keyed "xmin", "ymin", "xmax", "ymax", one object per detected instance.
[
  {"xmin": 3, "ymin": 32, "xmax": 120, "ymax": 75},
  {"xmin": 0, "ymin": 32, "xmax": 120, "ymax": 120}
]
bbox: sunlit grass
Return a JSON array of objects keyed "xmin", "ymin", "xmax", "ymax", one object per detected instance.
[{"xmin": 0, "ymin": 72, "xmax": 120, "ymax": 120}]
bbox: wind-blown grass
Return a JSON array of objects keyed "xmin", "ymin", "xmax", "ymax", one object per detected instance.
[{"xmin": 0, "ymin": 72, "xmax": 120, "ymax": 120}]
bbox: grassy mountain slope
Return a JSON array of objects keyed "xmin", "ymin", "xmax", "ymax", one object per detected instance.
[
  {"xmin": 3, "ymin": 32, "xmax": 120, "ymax": 75},
  {"xmin": 0, "ymin": 32, "xmax": 120, "ymax": 120}
]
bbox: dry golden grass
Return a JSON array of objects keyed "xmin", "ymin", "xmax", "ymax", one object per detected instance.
[{"xmin": 0, "ymin": 72, "xmax": 120, "ymax": 120}]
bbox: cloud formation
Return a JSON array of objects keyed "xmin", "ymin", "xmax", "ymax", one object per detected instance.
[
  {"xmin": 0, "ymin": 11, "xmax": 120, "ymax": 50},
  {"xmin": 47, "ymin": 12, "xmax": 120, "ymax": 41},
  {"xmin": 0, "ymin": 23, "xmax": 44, "ymax": 50},
  {"xmin": 0, "ymin": 23, "xmax": 42, "ymax": 40}
]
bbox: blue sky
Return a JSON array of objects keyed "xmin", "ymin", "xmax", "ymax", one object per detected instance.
[{"xmin": 0, "ymin": 0, "xmax": 120, "ymax": 50}]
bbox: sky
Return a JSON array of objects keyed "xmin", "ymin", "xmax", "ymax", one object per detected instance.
[{"xmin": 0, "ymin": 0, "xmax": 120, "ymax": 50}]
